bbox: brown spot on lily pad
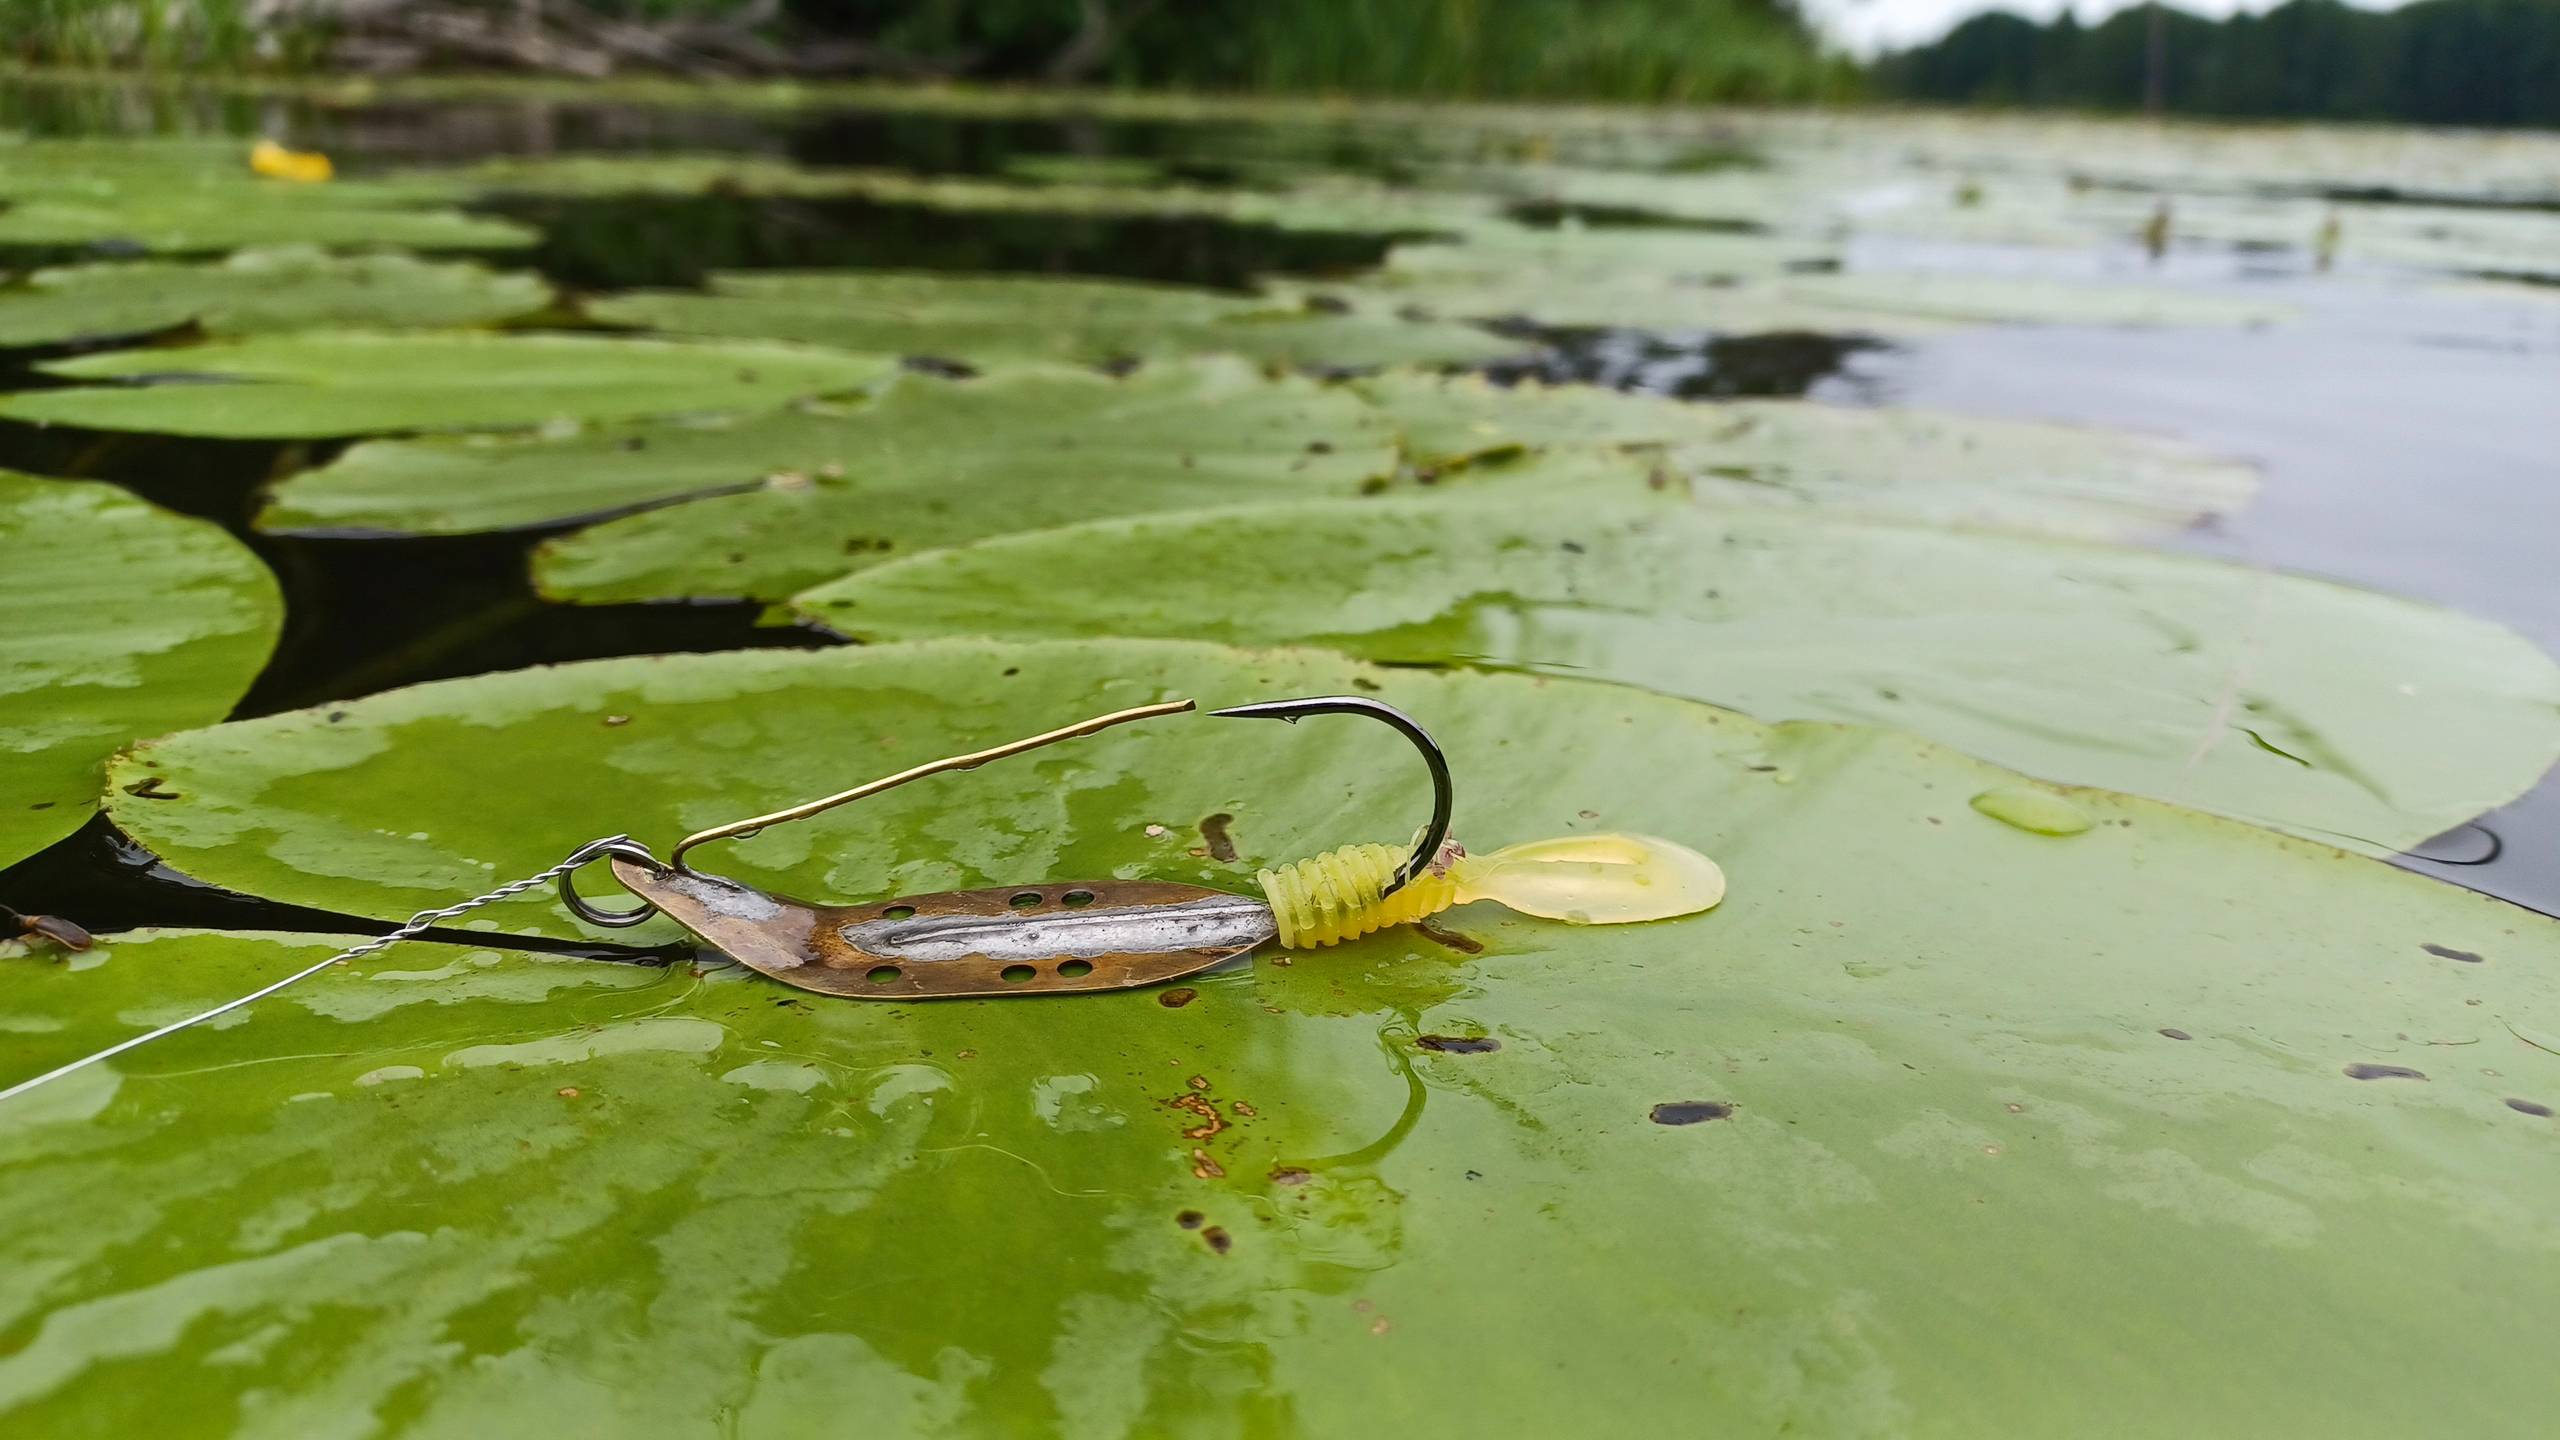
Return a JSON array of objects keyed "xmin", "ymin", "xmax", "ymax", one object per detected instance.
[
  {"xmin": 1159, "ymin": 987, "xmax": 1197, "ymax": 1008},
  {"xmin": 1190, "ymin": 1148, "xmax": 1226, "ymax": 1180},
  {"xmin": 1198, "ymin": 812, "xmax": 1239, "ymax": 863},
  {"xmin": 1417, "ymin": 1034, "xmax": 1500, "ymax": 1054},
  {"xmin": 1269, "ymin": 1166, "xmax": 1313, "ymax": 1186},
  {"xmin": 1202, "ymin": 1225, "xmax": 1233, "ymax": 1255},
  {"xmin": 2506, "ymin": 1098, "xmax": 2553, "ymax": 1118},
  {"xmin": 1176, "ymin": 1209, "xmax": 1204, "ymax": 1229},
  {"xmin": 2421, "ymin": 943, "xmax": 2484, "ymax": 964},
  {"xmin": 1167, "ymin": 1092, "xmax": 1226, "ymax": 1141},
  {"xmin": 2159, "ymin": 1027, "xmax": 2193, "ymax": 1041},
  {"xmin": 2344, "ymin": 1063, "xmax": 2427, "ymax": 1081},
  {"xmin": 1650, "ymin": 1101, "xmax": 1735, "ymax": 1125}
]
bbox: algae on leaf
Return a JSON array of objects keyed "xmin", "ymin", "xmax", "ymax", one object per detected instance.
[
  {"xmin": 589, "ymin": 270, "xmax": 1526, "ymax": 370},
  {"xmin": 0, "ymin": 472, "xmax": 281, "ymax": 867},
  {"xmin": 507, "ymin": 361, "xmax": 1399, "ymax": 603},
  {"xmin": 791, "ymin": 503, "xmax": 2560, "ymax": 852},
  {"xmin": 0, "ymin": 332, "xmax": 897, "ymax": 439},
  {"xmin": 41, "ymin": 639, "xmax": 2560, "ymax": 1435},
  {"xmin": 0, "ymin": 249, "xmax": 551, "ymax": 348}
]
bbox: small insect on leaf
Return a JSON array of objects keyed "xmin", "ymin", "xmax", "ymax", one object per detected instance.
[{"xmin": 2, "ymin": 907, "xmax": 94, "ymax": 952}]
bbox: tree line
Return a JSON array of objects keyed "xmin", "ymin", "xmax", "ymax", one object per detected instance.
[{"xmin": 1875, "ymin": 0, "xmax": 2560, "ymax": 128}]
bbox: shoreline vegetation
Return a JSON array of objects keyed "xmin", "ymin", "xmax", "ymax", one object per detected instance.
[
  {"xmin": 7, "ymin": 0, "xmax": 1850, "ymax": 102},
  {"xmin": 9, "ymin": 0, "xmax": 2551, "ymax": 127}
]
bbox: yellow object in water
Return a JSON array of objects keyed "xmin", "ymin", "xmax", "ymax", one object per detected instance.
[
  {"xmin": 1258, "ymin": 832, "xmax": 1724, "ymax": 949},
  {"xmin": 249, "ymin": 139, "xmax": 332, "ymax": 183}
]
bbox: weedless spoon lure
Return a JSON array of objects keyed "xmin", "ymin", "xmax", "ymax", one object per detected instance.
[
  {"xmin": 556, "ymin": 695, "xmax": 1724, "ymax": 999},
  {"xmin": 0, "ymin": 695, "xmax": 1720, "ymax": 1102}
]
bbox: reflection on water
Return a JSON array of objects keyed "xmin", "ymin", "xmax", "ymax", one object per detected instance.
[
  {"xmin": 1483, "ymin": 323, "xmax": 1885, "ymax": 399},
  {"xmin": 487, "ymin": 191, "xmax": 1404, "ymax": 291}
]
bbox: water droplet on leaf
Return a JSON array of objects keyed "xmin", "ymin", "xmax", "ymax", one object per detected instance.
[{"xmin": 1969, "ymin": 786, "xmax": 2093, "ymax": 836}]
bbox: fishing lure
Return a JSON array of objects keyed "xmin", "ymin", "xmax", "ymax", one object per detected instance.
[
  {"xmin": 557, "ymin": 695, "xmax": 1723, "ymax": 998},
  {"xmin": 0, "ymin": 695, "xmax": 1718, "ymax": 1101}
]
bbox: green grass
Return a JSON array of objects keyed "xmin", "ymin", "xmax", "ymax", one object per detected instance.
[{"xmin": 9, "ymin": 0, "xmax": 264, "ymax": 67}]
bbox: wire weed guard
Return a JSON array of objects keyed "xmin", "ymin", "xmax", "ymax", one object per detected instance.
[
  {"xmin": 0, "ymin": 695, "xmax": 1725, "ymax": 1103},
  {"xmin": 570, "ymin": 695, "xmax": 1725, "ymax": 1000}
]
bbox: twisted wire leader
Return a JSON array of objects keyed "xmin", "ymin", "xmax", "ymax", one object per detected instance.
[{"xmin": 0, "ymin": 835, "xmax": 651, "ymax": 1106}]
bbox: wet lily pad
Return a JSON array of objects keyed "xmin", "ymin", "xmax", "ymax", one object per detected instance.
[
  {"xmin": 0, "ymin": 192, "xmax": 539, "ymax": 255},
  {"xmin": 408, "ymin": 151, "xmax": 1494, "ymax": 236},
  {"xmin": 1361, "ymin": 373, "xmax": 2256, "ymax": 537},
  {"xmin": 0, "ymin": 137, "xmax": 534, "ymax": 253},
  {"xmin": 1307, "ymin": 240, "xmax": 2292, "ymax": 334},
  {"xmin": 412, "ymin": 151, "xmax": 902, "ymax": 199},
  {"xmin": 0, "ymin": 333, "xmax": 896, "ymax": 439},
  {"xmin": 0, "ymin": 472, "xmax": 281, "ymax": 867},
  {"xmin": 588, "ymin": 270, "xmax": 1525, "ymax": 369},
  {"xmin": 792, "ymin": 506, "xmax": 2560, "ymax": 851},
  {"xmin": 38, "ymin": 639, "xmax": 2560, "ymax": 1433},
  {"xmin": 0, "ymin": 249, "xmax": 551, "ymax": 349},
  {"xmin": 489, "ymin": 362, "xmax": 1400, "ymax": 603}
]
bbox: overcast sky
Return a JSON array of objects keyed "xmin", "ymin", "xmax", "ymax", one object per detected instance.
[{"xmin": 1799, "ymin": 0, "xmax": 2420, "ymax": 58}]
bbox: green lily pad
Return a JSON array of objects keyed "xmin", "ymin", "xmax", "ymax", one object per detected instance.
[
  {"xmin": 405, "ymin": 151, "xmax": 1494, "ymax": 236},
  {"xmin": 0, "ymin": 333, "xmax": 897, "ymax": 439},
  {"xmin": 792, "ymin": 505, "xmax": 2560, "ymax": 852},
  {"xmin": 1361, "ymin": 373, "xmax": 2256, "ymax": 537},
  {"xmin": 411, "ymin": 151, "xmax": 903, "ymax": 199},
  {"xmin": 0, "ymin": 192, "xmax": 539, "ymax": 255},
  {"xmin": 1446, "ymin": 161, "xmax": 1817, "ymax": 230},
  {"xmin": 587, "ymin": 271, "xmax": 1526, "ymax": 370},
  {"xmin": 495, "ymin": 362, "xmax": 1399, "ymax": 603},
  {"xmin": 1306, "ymin": 241, "xmax": 2292, "ymax": 335},
  {"xmin": 0, "ymin": 249, "xmax": 551, "ymax": 349},
  {"xmin": 0, "ymin": 472, "xmax": 281, "ymax": 867},
  {"xmin": 36, "ymin": 639, "xmax": 2560, "ymax": 1432},
  {"xmin": 0, "ymin": 137, "xmax": 534, "ymax": 253}
]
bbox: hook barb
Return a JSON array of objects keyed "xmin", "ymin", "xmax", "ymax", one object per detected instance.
[{"xmin": 1210, "ymin": 695, "xmax": 1452, "ymax": 898}]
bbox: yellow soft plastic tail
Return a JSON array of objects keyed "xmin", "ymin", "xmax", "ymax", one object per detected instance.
[{"xmin": 1257, "ymin": 832, "xmax": 1724, "ymax": 949}]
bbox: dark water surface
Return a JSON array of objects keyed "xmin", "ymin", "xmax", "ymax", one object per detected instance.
[{"xmin": 2, "ymin": 88, "xmax": 2554, "ymax": 936}]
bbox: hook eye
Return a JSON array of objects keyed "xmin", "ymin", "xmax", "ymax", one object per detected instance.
[
  {"xmin": 558, "ymin": 837, "xmax": 664, "ymax": 929},
  {"xmin": 1207, "ymin": 695, "xmax": 1454, "ymax": 898}
]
